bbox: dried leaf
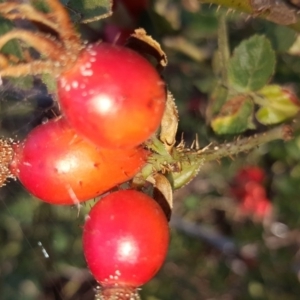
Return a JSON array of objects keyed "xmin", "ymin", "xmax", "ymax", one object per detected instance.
[
  {"xmin": 126, "ymin": 28, "xmax": 168, "ymax": 71},
  {"xmin": 146, "ymin": 173, "xmax": 172, "ymax": 220},
  {"xmin": 160, "ymin": 91, "xmax": 179, "ymax": 152}
]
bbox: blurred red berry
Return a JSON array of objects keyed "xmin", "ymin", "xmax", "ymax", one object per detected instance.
[
  {"xmin": 231, "ymin": 166, "xmax": 271, "ymax": 219},
  {"xmin": 237, "ymin": 166, "xmax": 265, "ymax": 184}
]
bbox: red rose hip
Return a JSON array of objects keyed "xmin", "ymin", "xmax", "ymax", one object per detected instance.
[
  {"xmin": 57, "ymin": 42, "xmax": 166, "ymax": 149},
  {"xmin": 11, "ymin": 118, "xmax": 149, "ymax": 205},
  {"xmin": 83, "ymin": 190, "xmax": 170, "ymax": 289}
]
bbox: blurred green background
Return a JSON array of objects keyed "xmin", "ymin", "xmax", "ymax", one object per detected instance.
[{"xmin": 2, "ymin": 0, "xmax": 300, "ymax": 299}]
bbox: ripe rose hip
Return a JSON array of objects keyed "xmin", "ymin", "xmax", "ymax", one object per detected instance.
[
  {"xmin": 83, "ymin": 190, "xmax": 170, "ymax": 291},
  {"xmin": 11, "ymin": 118, "xmax": 149, "ymax": 205},
  {"xmin": 57, "ymin": 42, "xmax": 166, "ymax": 149}
]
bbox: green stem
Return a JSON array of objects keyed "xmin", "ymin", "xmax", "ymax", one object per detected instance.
[
  {"xmin": 197, "ymin": 124, "xmax": 292, "ymax": 162},
  {"xmin": 141, "ymin": 123, "xmax": 293, "ymax": 190},
  {"xmin": 217, "ymin": 13, "xmax": 230, "ymax": 85}
]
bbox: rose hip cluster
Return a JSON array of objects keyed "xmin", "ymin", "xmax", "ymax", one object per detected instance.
[
  {"xmin": 231, "ymin": 166, "xmax": 272, "ymax": 220},
  {"xmin": 1, "ymin": 42, "xmax": 170, "ymax": 298},
  {"xmin": 11, "ymin": 42, "xmax": 166, "ymax": 205}
]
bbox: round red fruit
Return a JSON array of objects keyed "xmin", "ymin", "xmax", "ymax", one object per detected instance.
[
  {"xmin": 83, "ymin": 189, "xmax": 170, "ymax": 288},
  {"xmin": 57, "ymin": 42, "xmax": 166, "ymax": 149},
  {"xmin": 11, "ymin": 118, "xmax": 149, "ymax": 205}
]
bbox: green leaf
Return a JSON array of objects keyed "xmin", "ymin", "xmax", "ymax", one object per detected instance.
[
  {"xmin": 211, "ymin": 94, "xmax": 255, "ymax": 134},
  {"xmin": 206, "ymin": 83, "xmax": 228, "ymax": 121},
  {"xmin": 65, "ymin": 0, "xmax": 112, "ymax": 23},
  {"xmin": 168, "ymin": 158, "xmax": 203, "ymax": 190},
  {"xmin": 0, "ymin": 100, "xmax": 37, "ymax": 118},
  {"xmin": 255, "ymin": 85, "xmax": 300, "ymax": 125},
  {"xmin": 8, "ymin": 76, "xmax": 33, "ymax": 91},
  {"xmin": 0, "ymin": 17, "xmax": 23, "ymax": 59},
  {"xmin": 263, "ymin": 23, "xmax": 297, "ymax": 52},
  {"xmin": 41, "ymin": 74, "xmax": 57, "ymax": 94},
  {"xmin": 228, "ymin": 35, "xmax": 276, "ymax": 92}
]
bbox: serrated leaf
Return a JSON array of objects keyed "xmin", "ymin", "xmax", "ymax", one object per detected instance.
[
  {"xmin": 228, "ymin": 35, "xmax": 275, "ymax": 92},
  {"xmin": 66, "ymin": 0, "xmax": 112, "ymax": 23},
  {"xmin": 255, "ymin": 85, "xmax": 300, "ymax": 125},
  {"xmin": 211, "ymin": 95, "xmax": 255, "ymax": 134}
]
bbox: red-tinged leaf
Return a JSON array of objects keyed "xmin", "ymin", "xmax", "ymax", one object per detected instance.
[{"xmin": 211, "ymin": 94, "xmax": 255, "ymax": 135}]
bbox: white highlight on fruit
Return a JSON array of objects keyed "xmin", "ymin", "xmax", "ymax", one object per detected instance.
[
  {"xmin": 56, "ymin": 158, "xmax": 74, "ymax": 173},
  {"xmin": 117, "ymin": 239, "xmax": 138, "ymax": 262},
  {"xmin": 90, "ymin": 94, "xmax": 113, "ymax": 114},
  {"xmin": 120, "ymin": 241, "xmax": 133, "ymax": 256}
]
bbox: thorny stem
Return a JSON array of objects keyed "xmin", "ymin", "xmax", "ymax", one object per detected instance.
[
  {"xmin": 200, "ymin": 0, "xmax": 300, "ymax": 32},
  {"xmin": 200, "ymin": 0, "xmax": 253, "ymax": 13},
  {"xmin": 198, "ymin": 124, "xmax": 293, "ymax": 162},
  {"xmin": 141, "ymin": 123, "xmax": 294, "ymax": 190}
]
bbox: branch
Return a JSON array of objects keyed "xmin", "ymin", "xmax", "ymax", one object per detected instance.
[
  {"xmin": 140, "ymin": 123, "xmax": 294, "ymax": 190},
  {"xmin": 200, "ymin": 0, "xmax": 300, "ymax": 32},
  {"xmin": 198, "ymin": 124, "xmax": 293, "ymax": 162}
]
